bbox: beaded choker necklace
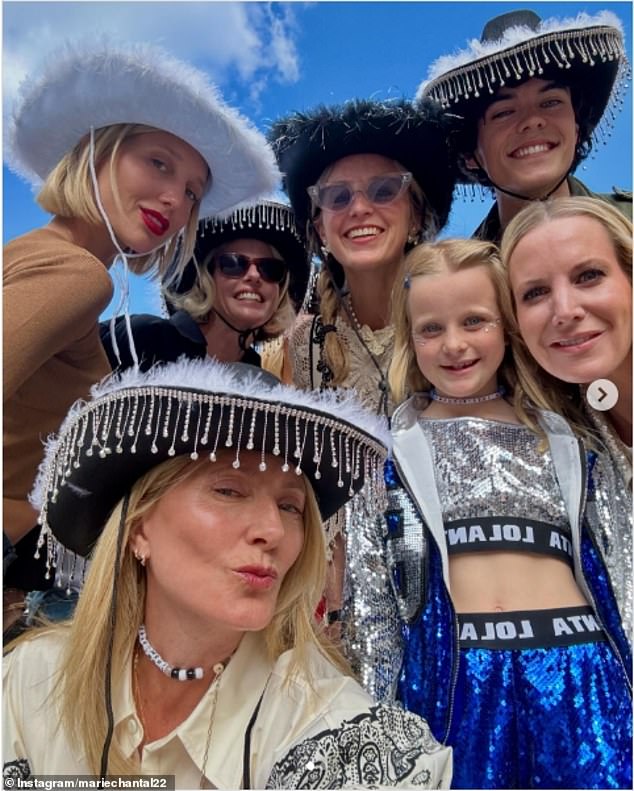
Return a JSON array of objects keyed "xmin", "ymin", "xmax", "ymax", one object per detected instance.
[
  {"xmin": 134, "ymin": 642, "xmax": 225, "ymax": 788},
  {"xmin": 138, "ymin": 624, "xmax": 204, "ymax": 681},
  {"xmin": 428, "ymin": 386, "xmax": 506, "ymax": 405}
]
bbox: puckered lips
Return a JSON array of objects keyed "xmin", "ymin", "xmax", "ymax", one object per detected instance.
[
  {"xmin": 549, "ymin": 330, "xmax": 604, "ymax": 352},
  {"xmin": 140, "ymin": 207, "xmax": 170, "ymax": 236},
  {"xmin": 509, "ymin": 140, "xmax": 557, "ymax": 160},
  {"xmin": 234, "ymin": 564, "xmax": 278, "ymax": 591}
]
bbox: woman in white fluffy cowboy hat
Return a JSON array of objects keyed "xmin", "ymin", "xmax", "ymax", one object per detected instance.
[
  {"xmin": 3, "ymin": 39, "xmax": 279, "ymax": 616},
  {"xmin": 3, "ymin": 359, "xmax": 452, "ymax": 789},
  {"xmin": 418, "ymin": 7, "xmax": 631, "ymax": 242},
  {"xmin": 100, "ymin": 200, "xmax": 309, "ymax": 373}
]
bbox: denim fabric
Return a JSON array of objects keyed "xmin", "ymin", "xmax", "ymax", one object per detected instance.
[{"xmin": 25, "ymin": 588, "xmax": 78, "ymax": 624}]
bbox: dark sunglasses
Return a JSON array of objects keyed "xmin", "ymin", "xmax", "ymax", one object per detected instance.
[
  {"xmin": 211, "ymin": 253, "xmax": 287, "ymax": 284},
  {"xmin": 307, "ymin": 172, "xmax": 413, "ymax": 212}
]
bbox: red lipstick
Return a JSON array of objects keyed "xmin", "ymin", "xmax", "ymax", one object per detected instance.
[{"xmin": 141, "ymin": 208, "xmax": 170, "ymax": 236}]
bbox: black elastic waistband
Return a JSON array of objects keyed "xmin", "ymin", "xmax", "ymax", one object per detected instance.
[
  {"xmin": 458, "ymin": 606, "xmax": 605, "ymax": 649},
  {"xmin": 444, "ymin": 516, "xmax": 573, "ymax": 565}
]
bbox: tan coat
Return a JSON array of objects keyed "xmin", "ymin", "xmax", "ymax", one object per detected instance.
[{"xmin": 3, "ymin": 227, "xmax": 113, "ymax": 543}]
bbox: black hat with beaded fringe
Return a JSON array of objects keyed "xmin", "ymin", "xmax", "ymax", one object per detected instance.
[
  {"xmin": 164, "ymin": 200, "xmax": 310, "ymax": 313},
  {"xmin": 417, "ymin": 9, "xmax": 630, "ymax": 184},
  {"xmin": 269, "ymin": 98, "xmax": 459, "ymax": 236},
  {"xmin": 30, "ymin": 359, "xmax": 390, "ymax": 565}
]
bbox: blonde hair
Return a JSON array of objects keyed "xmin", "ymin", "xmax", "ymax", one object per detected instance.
[
  {"xmin": 308, "ymin": 159, "xmax": 434, "ymax": 386},
  {"xmin": 166, "ymin": 242, "xmax": 296, "ymax": 341},
  {"xmin": 501, "ymin": 196, "xmax": 632, "ymax": 282},
  {"xmin": 499, "ymin": 197, "xmax": 633, "ymax": 441},
  {"xmin": 37, "ymin": 123, "xmax": 203, "ymax": 278},
  {"xmin": 388, "ymin": 237, "xmax": 559, "ymax": 436},
  {"xmin": 16, "ymin": 453, "xmax": 346, "ymax": 774}
]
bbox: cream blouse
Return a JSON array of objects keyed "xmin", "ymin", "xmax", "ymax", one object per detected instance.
[{"xmin": 3, "ymin": 630, "xmax": 452, "ymax": 789}]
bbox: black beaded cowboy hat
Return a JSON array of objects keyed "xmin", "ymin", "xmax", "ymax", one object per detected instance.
[
  {"xmin": 269, "ymin": 98, "xmax": 458, "ymax": 235},
  {"xmin": 417, "ymin": 9, "xmax": 630, "ymax": 183},
  {"xmin": 165, "ymin": 201, "xmax": 309, "ymax": 313},
  {"xmin": 30, "ymin": 359, "xmax": 389, "ymax": 560}
]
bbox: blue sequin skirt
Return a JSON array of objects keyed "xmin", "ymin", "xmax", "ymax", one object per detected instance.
[{"xmin": 449, "ymin": 612, "xmax": 632, "ymax": 789}]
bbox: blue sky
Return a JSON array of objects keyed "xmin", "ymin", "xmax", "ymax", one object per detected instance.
[{"xmin": 3, "ymin": 0, "xmax": 632, "ymax": 317}]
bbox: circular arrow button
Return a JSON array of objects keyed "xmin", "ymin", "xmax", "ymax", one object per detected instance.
[{"xmin": 586, "ymin": 379, "xmax": 618, "ymax": 411}]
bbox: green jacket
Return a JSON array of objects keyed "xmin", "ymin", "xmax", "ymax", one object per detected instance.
[{"xmin": 473, "ymin": 176, "xmax": 632, "ymax": 243}]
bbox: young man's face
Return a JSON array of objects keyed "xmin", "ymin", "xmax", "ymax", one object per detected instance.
[{"xmin": 465, "ymin": 78, "xmax": 579, "ymax": 199}]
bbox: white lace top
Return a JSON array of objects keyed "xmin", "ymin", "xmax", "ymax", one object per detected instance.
[{"xmin": 289, "ymin": 313, "xmax": 396, "ymax": 417}]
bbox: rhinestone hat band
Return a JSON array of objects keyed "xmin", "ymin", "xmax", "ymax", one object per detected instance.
[
  {"xmin": 198, "ymin": 201, "xmax": 302, "ymax": 244},
  {"xmin": 425, "ymin": 28, "xmax": 627, "ymax": 108},
  {"xmin": 31, "ymin": 360, "xmax": 389, "ymax": 576}
]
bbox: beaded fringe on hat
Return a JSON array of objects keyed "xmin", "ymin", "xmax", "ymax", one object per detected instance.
[
  {"xmin": 198, "ymin": 201, "xmax": 302, "ymax": 244},
  {"xmin": 425, "ymin": 26, "xmax": 630, "ymax": 157},
  {"xmin": 34, "ymin": 378, "xmax": 388, "ymax": 579}
]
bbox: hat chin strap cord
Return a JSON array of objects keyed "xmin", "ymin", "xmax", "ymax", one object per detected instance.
[
  {"xmin": 471, "ymin": 152, "xmax": 571, "ymax": 203},
  {"xmin": 88, "ymin": 127, "xmax": 178, "ymax": 371},
  {"xmin": 211, "ymin": 308, "xmax": 263, "ymax": 352}
]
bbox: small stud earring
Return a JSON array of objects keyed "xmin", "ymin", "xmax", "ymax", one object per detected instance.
[
  {"xmin": 407, "ymin": 229, "xmax": 420, "ymax": 246},
  {"xmin": 320, "ymin": 243, "xmax": 331, "ymax": 258},
  {"xmin": 133, "ymin": 549, "xmax": 146, "ymax": 567}
]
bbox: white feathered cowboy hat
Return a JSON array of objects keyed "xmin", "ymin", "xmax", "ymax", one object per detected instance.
[{"xmin": 5, "ymin": 38, "xmax": 280, "ymax": 219}]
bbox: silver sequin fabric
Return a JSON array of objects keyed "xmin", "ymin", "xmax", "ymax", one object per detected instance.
[
  {"xmin": 418, "ymin": 417, "xmax": 571, "ymax": 528},
  {"xmin": 341, "ymin": 493, "xmax": 403, "ymax": 703}
]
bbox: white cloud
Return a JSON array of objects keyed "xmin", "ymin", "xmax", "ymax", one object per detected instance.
[
  {"xmin": 3, "ymin": 1, "xmax": 301, "ymax": 112},
  {"xmin": 268, "ymin": 6, "xmax": 301, "ymax": 83}
]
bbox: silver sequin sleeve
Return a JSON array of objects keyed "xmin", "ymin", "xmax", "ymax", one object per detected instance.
[{"xmin": 341, "ymin": 492, "xmax": 403, "ymax": 703}]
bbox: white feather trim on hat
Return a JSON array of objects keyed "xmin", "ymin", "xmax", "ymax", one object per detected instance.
[
  {"xmin": 5, "ymin": 37, "xmax": 280, "ymax": 219},
  {"xmin": 29, "ymin": 356, "xmax": 391, "ymax": 514},
  {"xmin": 418, "ymin": 10, "xmax": 624, "ymax": 99}
]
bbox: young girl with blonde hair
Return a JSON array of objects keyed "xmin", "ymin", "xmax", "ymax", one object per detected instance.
[{"xmin": 356, "ymin": 238, "xmax": 631, "ymax": 788}]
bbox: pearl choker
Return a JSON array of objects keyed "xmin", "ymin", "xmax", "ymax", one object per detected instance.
[
  {"xmin": 138, "ymin": 624, "xmax": 204, "ymax": 681},
  {"xmin": 428, "ymin": 386, "xmax": 506, "ymax": 405}
]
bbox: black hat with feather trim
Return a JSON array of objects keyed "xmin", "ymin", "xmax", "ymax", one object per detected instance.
[
  {"xmin": 30, "ymin": 359, "xmax": 389, "ymax": 568},
  {"xmin": 163, "ymin": 200, "xmax": 310, "ymax": 314},
  {"xmin": 417, "ymin": 9, "xmax": 630, "ymax": 184},
  {"xmin": 163, "ymin": 200, "xmax": 310, "ymax": 311},
  {"xmin": 269, "ymin": 98, "xmax": 458, "ymax": 236}
]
